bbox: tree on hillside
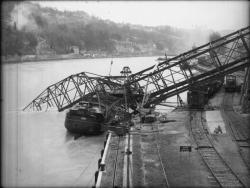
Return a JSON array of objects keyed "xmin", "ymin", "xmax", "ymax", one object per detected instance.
[
  {"xmin": 33, "ymin": 13, "xmax": 48, "ymax": 29},
  {"xmin": 2, "ymin": 1, "xmax": 217, "ymax": 57},
  {"xmin": 155, "ymin": 41, "xmax": 164, "ymax": 51},
  {"xmin": 2, "ymin": 25, "xmax": 37, "ymax": 56}
]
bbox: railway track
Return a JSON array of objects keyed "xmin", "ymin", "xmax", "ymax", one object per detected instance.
[
  {"xmin": 151, "ymin": 122, "xmax": 170, "ymax": 188},
  {"xmin": 221, "ymin": 93, "xmax": 250, "ymax": 169},
  {"xmin": 96, "ymin": 132, "xmax": 130, "ymax": 188},
  {"xmin": 190, "ymin": 111, "xmax": 245, "ymax": 188},
  {"xmin": 112, "ymin": 135, "xmax": 121, "ymax": 187},
  {"xmin": 131, "ymin": 121, "xmax": 170, "ymax": 187}
]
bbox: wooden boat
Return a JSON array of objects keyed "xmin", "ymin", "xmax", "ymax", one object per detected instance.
[{"xmin": 64, "ymin": 101, "xmax": 105, "ymax": 134}]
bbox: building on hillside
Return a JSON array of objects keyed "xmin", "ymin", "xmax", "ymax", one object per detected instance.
[
  {"xmin": 36, "ymin": 37, "xmax": 56, "ymax": 55},
  {"xmin": 137, "ymin": 42, "xmax": 157, "ymax": 54},
  {"xmin": 113, "ymin": 39, "xmax": 137, "ymax": 54},
  {"xmin": 70, "ymin": 46, "xmax": 80, "ymax": 54}
]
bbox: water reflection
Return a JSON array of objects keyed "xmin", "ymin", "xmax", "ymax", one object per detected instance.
[
  {"xmin": 64, "ymin": 130, "xmax": 105, "ymax": 142},
  {"xmin": 2, "ymin": 56, "xmax": 180, "ymax": 187},
  {"xmin": 64, "ymin": 131, "xmax": 76, "ymax": 142}
]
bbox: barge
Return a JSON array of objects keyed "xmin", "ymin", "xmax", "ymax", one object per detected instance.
[{"xmin": 64, "ymin": 101, "xmax": 105, "ymax": 134}]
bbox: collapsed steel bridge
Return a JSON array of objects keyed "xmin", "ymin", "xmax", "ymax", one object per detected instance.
[
  {"xmin": 128, "ymin": 26, "xmax": 250, "ymax": 107},
  {"xmin": 23, "ymin": 70, "xmax": 142, "ymax": 115},
  {"xmin": 23, "ymin": 72, "xmax": 124, "ymax": 112},
  {"xmin": 23, "ymin": 26, "xmax": 250, "ymax": 112}
]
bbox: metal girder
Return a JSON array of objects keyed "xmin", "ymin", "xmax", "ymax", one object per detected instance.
[
  {"xmin": 23, "ymin": 72, "xmax": 124, "ymax": 112},
  {"xmin": 126, "ymin": 26, "xmax": 250, "ymax": 107},
  {"xmin": 24, "ymin": 26, "xmax": 250, "ymax": 112},
  {"xmin": 146, "ymin": 58, "xmax": 249, "ymax": 107},
  {"xmin": 129, "ymin": 26, "xmax": 250, "ymax": 83}
]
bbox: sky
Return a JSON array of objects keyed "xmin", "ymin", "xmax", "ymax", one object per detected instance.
[{"xmin": 36, "ymin": 1, "xmax": 249, "ymax": 31}]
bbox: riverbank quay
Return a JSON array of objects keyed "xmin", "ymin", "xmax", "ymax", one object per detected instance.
[
  {"xmin": 1, "ymin": 53, "xmax": 172, "ymax": 64},
  {"xmin": 96, "ymin": 110, "xmax": 217, "ymax": 187},
  {"xmin": 94, "ymin": 89, "xmax": 250, "ymax": 188},
  {"xmin": 94, "ymin": 133, "xmax": 126, "ymax": 188}
]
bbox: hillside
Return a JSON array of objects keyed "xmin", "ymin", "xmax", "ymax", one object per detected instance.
[{"xmin": 1, "ymin": 1, "xmax": 229, "ymax": 61}]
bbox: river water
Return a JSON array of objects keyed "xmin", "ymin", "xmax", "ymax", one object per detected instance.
[{"xmin": 2, "ymin": 56, "xmax": 185, "ymax": 187}]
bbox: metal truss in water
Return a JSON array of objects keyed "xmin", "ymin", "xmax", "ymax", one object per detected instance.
[{"xmin": 24, "ymin": 26, "xmax": 250, "ymax": 112}]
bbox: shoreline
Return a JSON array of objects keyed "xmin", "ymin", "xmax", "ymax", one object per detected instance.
[{"xmin": 1, "ymin": 53, "xmax": 174, "ymax": 64}]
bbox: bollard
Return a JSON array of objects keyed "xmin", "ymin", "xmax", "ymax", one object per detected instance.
[
  {"xmin": 98, "ymin": 158, "xmax": 101, "ymax": 169},
  {"xmin": 94, "ymin": 171, "xmax": 99, "ymax": 184},
  {"xmin": 100, "ymin": 163, "xmax": 105, "ymax": 171},
  {"xmin": 101, "ymin": 149, "xmax": 104, "ymax": 157},
  {"xmin": 104, "ymin": 140, "xmax": 106, "ymax": 148}
]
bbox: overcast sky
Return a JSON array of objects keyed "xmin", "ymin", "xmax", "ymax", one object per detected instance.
[{"xmin": 36, "ymin": 1, "xmax": 249, "ymax": 31}]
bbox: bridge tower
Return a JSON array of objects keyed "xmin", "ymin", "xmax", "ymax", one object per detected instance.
[
  {"xmin": 120, "ymin": 66, "xmax": 132, "ymax": 78},
  {"xmin": 120, "ymin": 66, "xmax": 132, "ymax": 113}
]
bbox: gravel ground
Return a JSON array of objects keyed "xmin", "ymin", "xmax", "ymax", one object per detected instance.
[
  {"xmin": 129, "ymin": 89, "xmax": 250, "ymax": 187},
  {"xmin": 100, "ymin": 87, "xmax": 250, "ymax": 188},
  {"xmin": 131, "ymin": 133, "xmax": 144, "ymax": 187},
  {"xmin": 130, "ymin": 111, "xmax": 219, "ymax": 188},
  {"xmin": 158, "ymin": 111, "xmax": 219, "ymax": 188},
  {"xmin": 208, "ymin": 87, "xmax": 250, "ymax": 187}
]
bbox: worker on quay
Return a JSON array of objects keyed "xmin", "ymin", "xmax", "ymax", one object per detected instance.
[
  {"xmin": 214, "ymin": 125, "xmax": 223, "ymax": 134},
  {"xmin": 217, "ymin": 125, "xmax": 222, "ymax": 134}
]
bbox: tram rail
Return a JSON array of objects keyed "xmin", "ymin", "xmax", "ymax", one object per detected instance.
[
  {"xmin": 151, "ymin": 122, "xmax": 170, "ymax": 188},
  {"xmin": 190, "ymin": 111, "xmax": 245, "ymax": 187},
  {"xmin": 112, "ymin": 136, "xmax": 121, "ymax": 187}
]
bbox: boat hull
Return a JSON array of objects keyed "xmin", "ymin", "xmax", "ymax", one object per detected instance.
[{"xmin": 65, "ymin": 117, "xmax": 105, "ymax": 134}]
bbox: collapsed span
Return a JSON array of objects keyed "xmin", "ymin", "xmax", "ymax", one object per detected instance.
[
  {"xmin": 127, "ymin": 26, "xmax": 250, "ymax": 107},
  {"xmin": 24, "ymin": 26, "xmax": 250, "ymax": 112},
  {"xmin": 23, "ymin": 72, "xmax": 124, "ymax": 112}
]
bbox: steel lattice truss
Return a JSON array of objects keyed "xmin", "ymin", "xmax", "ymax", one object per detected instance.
[
  {"xmin": 23, "ymin": 72, "xmax": 125, "ymax": 112},
  {"xmin": 24, "ymin": 26, "xmax": 250, "ymax": 112},
  {"xmin": 127, "ymin": 26, "xmax": 250, "ymax": 107}
]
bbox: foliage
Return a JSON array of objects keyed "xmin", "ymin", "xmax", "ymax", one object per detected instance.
[
  {"xmin": 1, "ymin": 1, "xmax": 222, "ymax": 57},
  {"xmin": 2, "ymin": 25, "xmax": 37, "ymax": 56}
]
